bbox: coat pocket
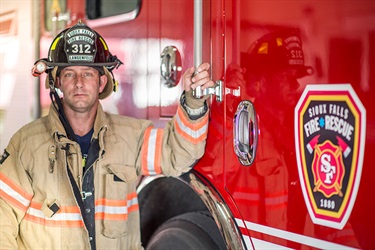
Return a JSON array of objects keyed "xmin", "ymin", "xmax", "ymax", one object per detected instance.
[{"xmin": 101, "ymin": 164, "xmax": 138, "ymax": 239}]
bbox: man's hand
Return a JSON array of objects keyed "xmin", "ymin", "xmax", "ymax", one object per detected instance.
[
  {"xmin": 183, "ymin": 62, "xmax": 215, "ymax": 109},
  {"xmin": 226, "ymin": 62, "xmax": 246, "ymax": 89},
  {"xmin": 183, "ymin": 62, "xmax": 215, "ymax": 92}
]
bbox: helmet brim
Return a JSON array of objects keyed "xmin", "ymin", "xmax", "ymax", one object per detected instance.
[{"xmin": 241, "ymin": 52, "xmax": 314, "ymax": 79}]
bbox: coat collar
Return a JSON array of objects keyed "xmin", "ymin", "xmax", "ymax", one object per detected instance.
[{"xmin": 48, "ymin": 100, "xmax": 108, "ymax": 141}]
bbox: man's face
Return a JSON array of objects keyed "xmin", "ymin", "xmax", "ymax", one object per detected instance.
[
  {"xmin": 266, "ymin": 68, "xmax": 301, "ymax": 108},
  {"xmin": 57, "ymin": 66, "xmax": 107, "ymax": 113}
]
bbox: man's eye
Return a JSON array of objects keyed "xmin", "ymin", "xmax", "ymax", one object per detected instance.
[
  {"xmin": 83, "ymin": 72, "xmax": 93, "ymax": 77},
  {"xmin": 278, "ymin": 73, "xmax": 289, "ymax": 81},
  {"xmin": 64, "ymin": 73, "xmax": 75, "ymax": 78}
]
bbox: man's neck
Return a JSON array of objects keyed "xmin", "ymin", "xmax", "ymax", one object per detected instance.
[
  {"xmin": 63, "ymin": 105, "xmax": 97, "ymax": 137},
  {"xmin": 70, "ymin": 116, "xmax": 95, "ymax": 137}
]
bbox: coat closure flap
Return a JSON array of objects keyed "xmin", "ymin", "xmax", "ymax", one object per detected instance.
[
  {"xmin": 106, "ymin": 164, "xmax": 137, "ymax": 183},
  {"xmin": 41, "ymin": 199, "xmax": 60, "ymax": 218}
]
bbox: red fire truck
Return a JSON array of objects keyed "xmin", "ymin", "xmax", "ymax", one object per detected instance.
[{"xmin": 34, "ymin": 0, "xmax": 374, "ymax": 249}]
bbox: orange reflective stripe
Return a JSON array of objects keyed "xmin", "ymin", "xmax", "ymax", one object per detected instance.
[
  {"xmin": 0, "ymin": 172, "xmax": 32, "ymax": 211},
  {"xmin": 174, "ymin": 106, "xmax": 208, "ymax": 144},
  {"xmin": 95, "ymin": 212, "xmax": 128, "ymax": 221},
  {"xmin": 95, "ymin": 192, "xmax": 139, "ymax": 221},
  {"xmin": 141, "ymin": 127, "xmax": 163, "ymax": 176},
  {"xmin": 177, "ymin": 105, "xmax": 209, "ymax": 130},
  {"xmin": 265, "ymin": 190, "xmax": 288, "ymax": 200},
  {"xmin": 127, "ymin": 192, "xmax": 137, "ymax": 200},
  {"xmin": 24, "ymin": 201, "xmax": 84, "ymax": 228},
  {"xmin": 0, "ymin": 190, "xmax": 28, "ymax": 212},
  {"xmin": 265, "ymin": 190, "xmax": 288, "ymax": 210},
  {"xmin": 128, "ymin": 203, "xmax": 139, "ymax": 213},
  {"xmin": 127, "ymin": 192, "xmax": 139, "ymax": 213},
  {"xmin": 96, "ymin": 198, "xmax": 127, "ymax": 207},
  {"xmin": 142, "ymin": 127, "xmax": 152, "ymax": 176},
  {"xmin": 154, "ymin": 129, "xmax": 163, "ymax": 174},
  {"xmin": 25, "ymin": 213, "xmax": 85, "ymax": 228},
  {"xmin": 29, "ymin": 201, "xmax": 42, "ymax": 209},
  {"xmin": 174, "ymin": 123, "xmax": 208, "ymax": 144},
  {"xmin": 232, "ymin": 191, "xmax": 260, "ymax": 206}
]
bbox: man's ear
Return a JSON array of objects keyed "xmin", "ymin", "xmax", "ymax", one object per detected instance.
[
  {"xmin": 99, "ymin": 74, "xmax": 108, "ymax": 93},
  {"xmin": 55, "ymin": 77, "xmax": 61, "ymax": 88},
  {"xmin": 253, "ymin": 76, "xmax": 267, "ymax": 96}
]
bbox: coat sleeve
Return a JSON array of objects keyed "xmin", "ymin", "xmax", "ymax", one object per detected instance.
[
  {"xmin": 0, "ymin": 137, "xmax": 34, "ymax": 249},
  {"xmin": 139, "ymin": 102, "xmax": 209, "ymax": 177}
]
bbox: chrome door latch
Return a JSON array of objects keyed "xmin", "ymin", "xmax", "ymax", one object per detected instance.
[
  {"xmin": 160, "ymin": 46, "xmax": 182, "ymax": 88},
  {"xmin": 233, "ymin": 100, "xmax": 258, "ymax": 166}
]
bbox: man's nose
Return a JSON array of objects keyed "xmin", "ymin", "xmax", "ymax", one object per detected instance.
[
  {"xmin": 75, "ymin": 75, "xmax": 85, "ymax": 88},
  {"xmin": 290, "ymin": 78, "xmax": 300, "ymax": 89}
]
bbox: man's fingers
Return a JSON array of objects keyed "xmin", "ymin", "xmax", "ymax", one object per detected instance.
[
  {"xmin": 192, "ymin": 68, "xmax": 210, "ymax": 83},
  {"xmin": 183, "ymin": 63, "xmax": 212, "ymax": 91},
  {"xmin": 196, "ymin": 62, "xmax": 210, "ymax": 73},
  {"xmin": 184, "ymin": 66, "xmax": 196, "ymax": 80},
  {"xmin": 191, "ymin": 77, "xmax": 215, "ymax": 90}
]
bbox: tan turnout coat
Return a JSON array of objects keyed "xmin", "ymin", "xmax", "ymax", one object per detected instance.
[{"xmin": 0, "ymin": 102, "xmax": 208, "ymax": 249}]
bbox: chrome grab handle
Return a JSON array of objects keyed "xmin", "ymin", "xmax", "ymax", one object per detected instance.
[
  {"xmin": 193, "ymin": 0, "xmax": 203, "ymax": 98},
  {"xmin": 233, "ymin": 100, "xmax": 258, "ymax": 166},
  {"xmin": 192, "ymin": 0, "xmax": 223, "ymax": 102}
]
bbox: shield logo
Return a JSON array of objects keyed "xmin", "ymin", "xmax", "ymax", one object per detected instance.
[{"xmin": 295, "ymin": 84, "xmax": 366, "ymax": 229}]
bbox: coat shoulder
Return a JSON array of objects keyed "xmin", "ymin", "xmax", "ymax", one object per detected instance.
[
  {"xmin": 8, "ymin": 116, "xmax": 51, "ymax": 148},
  {"xmin": 105, "ymin": 113, "xmax": 152, "ymax": 131}
]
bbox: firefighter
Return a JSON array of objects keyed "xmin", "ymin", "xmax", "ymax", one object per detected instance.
[
  {"xmin": 238, "ymin": 28, "xmax": 313, "ymax": 244},
  {"xmin": 0, "ymin": 21, "xmax": 214, "ymax": 249}
]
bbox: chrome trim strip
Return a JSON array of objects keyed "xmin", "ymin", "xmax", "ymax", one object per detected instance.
[{"xmin": 180, "ymin": 172, "xmax": 247, "ymax": 250}]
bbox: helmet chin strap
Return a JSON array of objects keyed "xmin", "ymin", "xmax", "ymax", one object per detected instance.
[{"xmin": 48, "ymin": 71, "xmax": 77, "ymax": 141}]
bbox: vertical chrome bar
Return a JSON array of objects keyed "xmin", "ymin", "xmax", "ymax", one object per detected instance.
[
  {"xmin": 193, "ymin": 0, "xmax": 203, "ymax": 98},
  {"xmin": 33, "ymin": 0, "xmax": 41, "ymax": 118},
  {"xmin": 232, "ymin": 0, "xmax": 240, "ymax": 64}
]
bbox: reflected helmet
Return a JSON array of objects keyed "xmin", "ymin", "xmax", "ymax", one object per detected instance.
[
  {"xmin": 33, "ymin": 20, "xmax": 122, "ymax": 99},
  {"xmin": 242, "ymin": 28, "xmax": 313, "ymax": 78}
]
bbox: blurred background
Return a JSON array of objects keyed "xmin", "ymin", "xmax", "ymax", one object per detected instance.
[{"xmin": 1, "ymin": 0, "xmax": 35, "ymax": 150}]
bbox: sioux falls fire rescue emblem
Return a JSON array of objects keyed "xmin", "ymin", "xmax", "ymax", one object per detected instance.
[{"xmin": 295, "ymin": 84, "xmax": 366, "ymax": 229}]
